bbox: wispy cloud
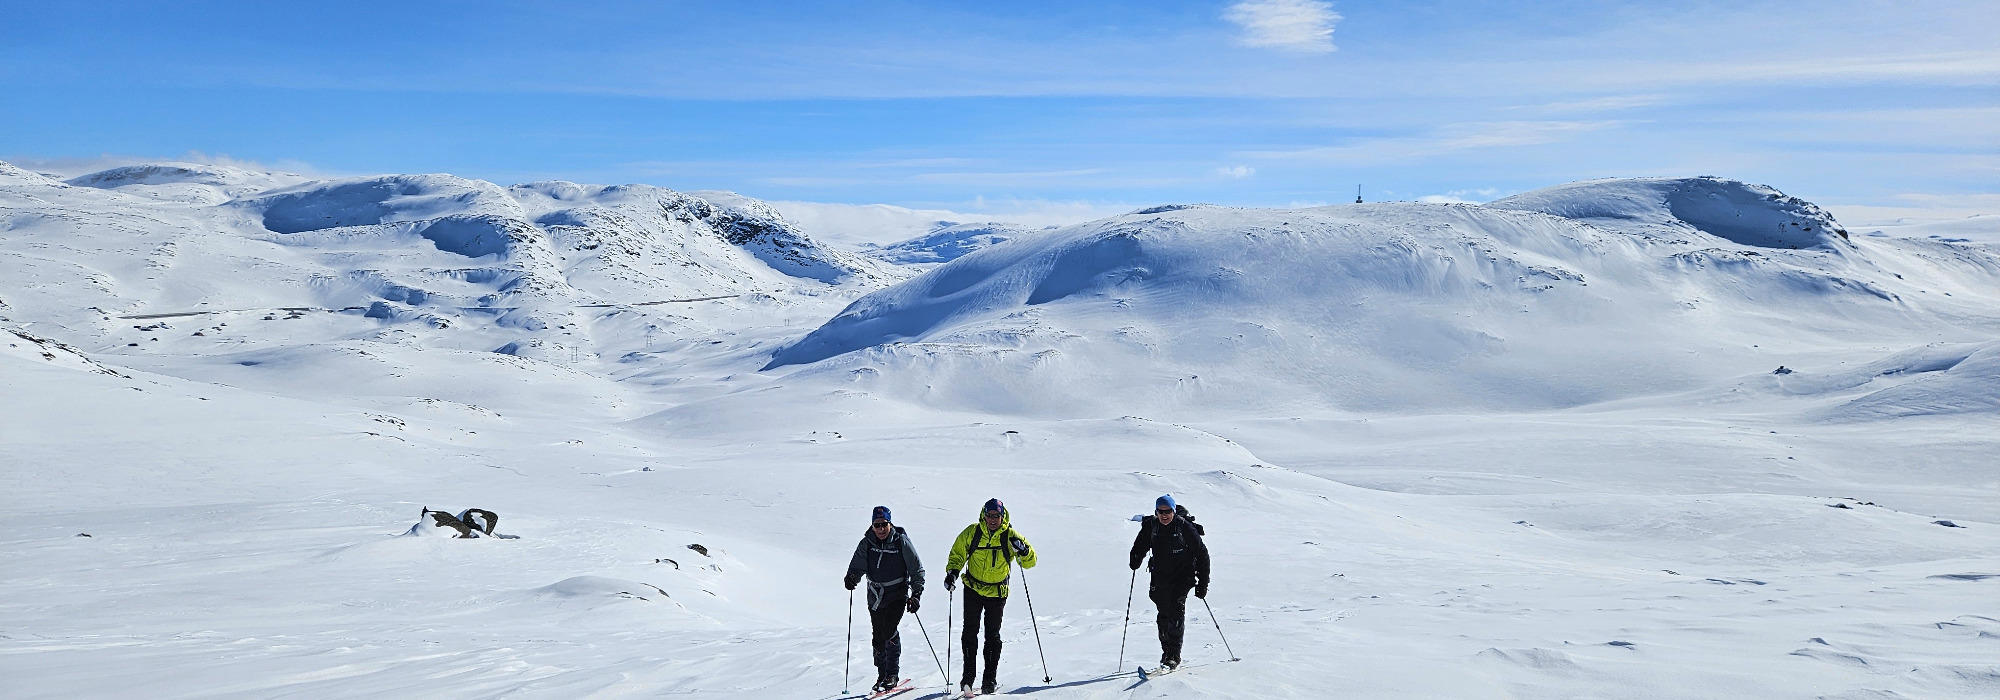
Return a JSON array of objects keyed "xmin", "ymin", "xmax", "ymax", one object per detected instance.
[
  {"xmin": 1224, "ymin": 0, "xmax": 1341, "ymax": 54},
  {"xmin": 1245, "ymin": 120, "xmax": 1628, "ymax": 164},
  {"xmin": 1216, "ymin": 165, "xmax": 1256, "ymax": 179},
  {"xmin": 1418, "ymin": 188, "xmax": 1503, "ymax": 204},
  {"xmin": 911, "ymin": 168, "xmax": 1109, "ymax": 185},
  {"xmin": 1513, "ymin": 94, "xmax": 1669, "ymax": 115}
]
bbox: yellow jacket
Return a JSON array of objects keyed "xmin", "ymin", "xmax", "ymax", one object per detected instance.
[{"xmin": 945, "ymin": 507, "xmax": 1036, "ymax": 598}]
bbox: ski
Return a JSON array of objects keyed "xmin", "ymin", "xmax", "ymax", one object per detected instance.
[
  {"xmin": 1137, "ymin": 664, "xmax": 1181, "ymax": 680},
  {"xmin": 867, "ymin": 679, "xmax": 913, "ymax": 699}
]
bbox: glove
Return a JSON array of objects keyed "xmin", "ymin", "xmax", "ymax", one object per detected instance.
[
  {"xmin": 1010, "ymin": 537, "xmax": 1029, "ymax": 556},
  {"xmin": 944, "ymin": 570, "xmax": 958, "ymax": 592},
  {"xmin": 906, "ymin": 598, "xmax": 920, "ymax": 613},
  {"xmin": 1129, "ymin": 554, "xmax": 1143, "ymax": 570},
  {"xmin": 844, "ymin": 573, "xmax": 860, "ymax": 590},
  {"xmin": 1195, "ymin": 582, "xmax": 1208, "ymax": 599}
]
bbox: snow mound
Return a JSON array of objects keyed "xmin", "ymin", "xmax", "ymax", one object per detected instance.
[
  {"xmin": 249, "ymin": 174, "xmax": 525, "ymax": 233},
  {"xmin": 0, "ymin": 161, "xmax": 65, "ymax": 187},
  {"xmin": 865, "ymin": 222, "xmax": 1033, "ymax": 265},
  {"xmin": 1491, "ymin": 176, "xmax": 1848, "ymax": 249},
  {"xmin": 68, "ymin": 162, "xmax": 313, "ymax": 205},
  {"xmin": 3, "ymin": 327, "xmax": 126, "ymax": 376},
  {"xmin": 1812, "ymin": 343, "xmax": 2000, "ymax": 421}
]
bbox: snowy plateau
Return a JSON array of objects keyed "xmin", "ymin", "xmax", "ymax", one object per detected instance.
[{"xmin": 2, "ymin": 160, "xmax": 1997, "ymax": 699}]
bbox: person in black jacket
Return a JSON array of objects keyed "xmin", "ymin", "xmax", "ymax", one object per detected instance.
[
  {"xmin": 1129, "ymin": 494, "xmax": 1209, "ymax": 670},
  {"xmin": 846, "ymin": 505, "xmax": 926, "ymax": 693}
]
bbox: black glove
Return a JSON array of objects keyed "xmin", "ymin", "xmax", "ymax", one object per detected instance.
[
  {"xmin": 1010, "ymin": 537, "xmax": 1029, "ymax": 556},
  {"xmin": 1129, "ymin": 554, "xmax": 1143, "ymax": 570},
  {"xmin": 1195, "ymin": 581, "xmax": 1208, "ymax": 599},
  {"xmin": 906, "ymin": 597, "xmax": 920, "ymax": 613},
  {"xmin": 844, "ymin": 572, "xmax": 860, "ymax": 590},
  {"xmin": 944, "ymin": 570, "xmax": 958, "ymax": 592}
]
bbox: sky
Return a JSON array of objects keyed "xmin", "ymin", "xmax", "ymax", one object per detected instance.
[{"xmin": 3, "ymin": 0, "xmax": 1996, "ymax": 224}]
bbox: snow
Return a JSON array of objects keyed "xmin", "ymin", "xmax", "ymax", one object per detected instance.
[{"xmin": 4, "ymin": 161, "xmax": 1998, "ymax": 699}]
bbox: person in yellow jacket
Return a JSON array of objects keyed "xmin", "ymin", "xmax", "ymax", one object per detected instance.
[{"xmin": 942, "ymin": 497, "xmax": 1036, "ymax": 695}]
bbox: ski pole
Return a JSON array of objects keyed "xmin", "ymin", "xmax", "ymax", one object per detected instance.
[
  {"xmin": 945, "ymin": 584, "xmax": 953, "ymax": 688},
  {"xmin": 1200, "ymin": 597, "xmax": 1239, "ymax": 661},
  {"xmin": 1017, "ymin": 565, "xmax": 1053, "ymax": 684},
  {"xmin": 844, "ymin": 588, "xmax": 855, "ymax": 692},
  {"xmin": 1117, "ymin": 568, "xmax": 1135, "ymax": 673},
  {"xmin": 912, "ymin": 609, "xmax": 949, "ymax": 688}
]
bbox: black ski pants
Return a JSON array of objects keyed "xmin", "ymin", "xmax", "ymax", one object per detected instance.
[
  {"xmin": 959, "ymin": 588, "xmax": 1006, "ymax": 686},
  {"xmin": 1149, "ymin": 576, "xmax": 1193, "ymax": 664},
  {"xmin": 869, "ymin": 586, "xmax": 907, "ymax": 681}
]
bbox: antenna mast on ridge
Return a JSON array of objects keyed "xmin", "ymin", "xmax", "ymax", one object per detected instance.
[{"xmin": 1354, "ymin": 185, "xmax": 1363, "ymax": 204}]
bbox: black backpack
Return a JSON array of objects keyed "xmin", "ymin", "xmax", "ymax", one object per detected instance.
[{"xmin": 1175, "ymin": 504, "xmax": 1205, "ymax": 536}]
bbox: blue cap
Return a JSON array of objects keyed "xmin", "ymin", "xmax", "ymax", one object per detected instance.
[
  {"xmin": 872, "ymin": 505, "xmax": 892, "ymax": 523},
  {"xmin": 983, "ymin": 498, "xmax": 1005, "ymax": 515},
  {"xmin": 1156, "ymin": 494, "xmax": 1176, "ymax": 510}
]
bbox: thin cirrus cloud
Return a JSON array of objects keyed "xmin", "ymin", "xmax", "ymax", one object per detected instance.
[
  {"xmin": 1224, "ymin": 0, "xmax": 1341, "ymax": 54},
  {"xmin": 1245, "ymin": 120, "xmax": 1630, "ymax": 165}
]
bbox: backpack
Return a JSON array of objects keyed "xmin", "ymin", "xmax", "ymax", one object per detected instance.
[{"xmin": 1175, "ymin": 504, "xmax": 1205, "ymax": 536}]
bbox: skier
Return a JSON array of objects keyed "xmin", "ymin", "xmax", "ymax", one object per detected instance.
[
  {"xmin": 845, "ymin": 505, "xmax": 925, "ymax": 694},
  {"xmin": 943, "ymin": 498, "xmax": 1037, "ymax": 695},
  {"xmin": 1129, "ymin": 494, "xmax": 1208, "ymax": 671}
]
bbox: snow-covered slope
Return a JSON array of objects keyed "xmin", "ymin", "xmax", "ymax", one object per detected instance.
[
  {"xmin": 1488, "ymin": 176, "xmax": 1850, "ymax": 249},
  {"xmin": 4, "ymin": 167, "xmax": 1997, "ymax": 699},
  {"xmin": 862, "ymin": 221, "xmax": 1035, "ymax": 265},
  {"xmin": 762, "ymin": 179, "xmax": 2000, "ymax": 417},
  {"xmin": 0, "ymin": 161, "xmax": 895, "ymax": 372}
]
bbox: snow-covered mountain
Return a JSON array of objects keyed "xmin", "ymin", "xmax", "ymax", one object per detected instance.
[
  {"xmin": 2, "ymin": 162, "xmax": 895, "ymax": 368},
  {"xmin": 5, "ymin": 164, "xmax": 1997, "ymax": 699},
  {"xmin": 761, "ymin": 178, "xmax": 1999, "ymax": 418},
  {"xmin": 861, "ymin": 221, "xmax": 1037, "ymax": 265}
]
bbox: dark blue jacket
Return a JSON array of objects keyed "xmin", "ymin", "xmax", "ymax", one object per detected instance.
[{"xmin": 847, "ymin": 526, "xmax": 925, "ymax": 610}]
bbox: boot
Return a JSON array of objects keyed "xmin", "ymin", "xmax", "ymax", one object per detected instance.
[{"xmin": 982, "ymin": 647, "xmax": 999, "ymax": 693}]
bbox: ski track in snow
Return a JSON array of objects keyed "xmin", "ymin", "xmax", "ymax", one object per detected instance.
[{"xmin": 3, "ymin": 162, "xmax": 1998, "ymax": 699}]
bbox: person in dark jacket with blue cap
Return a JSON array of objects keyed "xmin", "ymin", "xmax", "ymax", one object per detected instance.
[
  {"xmin": 1129, "ymin": 494, "xmax": 1208, "ymax": 670},
  {"xmin": 846, "ymin": 505, "xmax": 925, "ymax": 693}
]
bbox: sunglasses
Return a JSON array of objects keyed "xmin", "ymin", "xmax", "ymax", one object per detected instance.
[
  {"xmin": 872, "ymin": 521, "xmax": 891, "ymax": 529},
  {"xmin": 1156, "ymin": 508, "xmax": 1174, "ymax": 514},
  {"xmin": 983, "ymin": 511, "xmax": 1004, "ymax": 518}
]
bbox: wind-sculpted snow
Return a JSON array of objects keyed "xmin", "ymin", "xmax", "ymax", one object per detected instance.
[
  {"xmin": 5, "ymin": 163, "xmax": 1999, "ymax": 699},
  {"xmin": 864, "ymin": 222, "xmax": 1033, "ymax": 265},
  {"xmin": 250, "ymin": 174, "xmax": 527, "ymax": 234},
  {"xmin": 0, "ymin": 159, "xmax": 892, "ymax": 369},
  {"xmin": 67, "ymin": 162, "xmax": 312, "ymax": 205},
  {"xmin": 767, "ymin": 184, "xmax": 2000, "ymax": 415},
  {"xmin": 1758, "ymin": 341, "xmax": 2000, "ymax": 421},
  {"xmin": 1490, "ymin": 176, "xmax": 1848, "ymax": 249}
]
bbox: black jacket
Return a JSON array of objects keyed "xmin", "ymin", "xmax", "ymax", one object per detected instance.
[
  {"xmin": 847, "ymin": 526, "xmax": 925, "ymax": 609},
  {"xmin": 1130, "ymin": 514, "xmax": 1209, "ymax": 587}
]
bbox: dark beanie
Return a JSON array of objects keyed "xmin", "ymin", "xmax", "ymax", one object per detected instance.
[
  {"xmin": 872, "ymin": 505, "xmax": 892, "ymax": 522},
  {"xmin": 983, "ymin": 498, "xmax": 1005, "ymax": 515}
]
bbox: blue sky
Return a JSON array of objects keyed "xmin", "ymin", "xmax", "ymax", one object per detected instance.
[{"xmin": 4, "ymin": 0, "xmax": 1995, "ymax": 222}]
